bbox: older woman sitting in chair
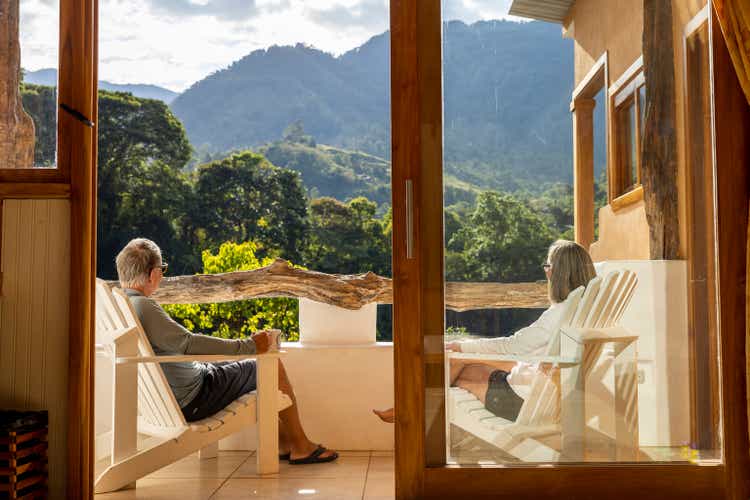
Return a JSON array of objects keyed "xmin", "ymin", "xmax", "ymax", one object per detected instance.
[{"xmin": 374, "ymin": 239, "xmax": 596, "ymax": 424}]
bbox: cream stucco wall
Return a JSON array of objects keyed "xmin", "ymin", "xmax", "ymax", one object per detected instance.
[{"xmin": 568, "ymin": 0, "xmax": 708, "ymax": 261}]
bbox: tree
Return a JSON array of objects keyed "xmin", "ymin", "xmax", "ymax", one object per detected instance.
[
  {"xmin": 282, "ymin": 120, "xmax": 316, "ymax": 147},
  {"xmin": 304, "ymin": 196, "xmax": 391, "ymax": 276},
  {"xmin": 164, "ymin": 241, "xmax": 301, "ymax": 341},
  {"xmin": 95, "ymin": 91, "xmax": 194, "ymax": 278},
  {"xmin": 447, "ymin": 191, "xmax": 554, "ymax": 282},
  {"xmin": 188, "ymin": 151, "xmax": 309, "ymax": 263},
  {"xmin": 20, "ymin": 84, "xmax": 56, "ymax": 166}
]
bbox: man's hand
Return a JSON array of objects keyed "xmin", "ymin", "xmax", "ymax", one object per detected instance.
[{"xmin": 251, "ymin": 330, "xmax": 271, "ymax": 354}]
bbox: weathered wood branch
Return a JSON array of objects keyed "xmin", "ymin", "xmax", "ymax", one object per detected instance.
[
  {"xmin": 642, "ymin": 0, "xmax": 680, "ymax": 259},
  {"xmin": 111, "ymin": 258, "xmax": 548, "ymax": 311}
]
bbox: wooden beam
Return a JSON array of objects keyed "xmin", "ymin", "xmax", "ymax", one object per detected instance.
[
  {"xmin": 0, "ymin": 183, "xmax": 70, "ymax": 199},
  {"xmin": 641, "ymin": 0, "xmax": 680, "ymax": 259},
  {"xmin": 112, "ymin": 260, "xmax": 549, "ymax": 310},
  {"xmin": 60, "ymin": 0, "xmax": 97, "ymax": 496}
]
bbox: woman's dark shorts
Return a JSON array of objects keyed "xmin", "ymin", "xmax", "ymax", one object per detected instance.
[
  {"xmin": 484, "ymin": 370, "xmax": 524, "ymax": 422},
  {"xmin": 181, "ymin": 360, "xmax": 257, "ymax": 422}
]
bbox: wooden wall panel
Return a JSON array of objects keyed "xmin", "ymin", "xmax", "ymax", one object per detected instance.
[{"xmin": 0, "ymin": 199, "xmax": 71, "ymax": 498}]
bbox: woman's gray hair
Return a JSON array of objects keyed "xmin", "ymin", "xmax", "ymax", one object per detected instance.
[
  {"xmin": 116, "ymin": 238, "xmax": 162, "ymax": 289},
  {"xmin": 547, "ymin": 239, "xmax": 596, "ymax": 303}
]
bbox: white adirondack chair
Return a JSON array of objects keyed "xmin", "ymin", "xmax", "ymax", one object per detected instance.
[
  {"xmin": 94, "ymin": 279, "xmax": 293, "ymax": 493},
  {"xmin": 448, "ymin": 270, "xmax": 639, "ymax": 462}
]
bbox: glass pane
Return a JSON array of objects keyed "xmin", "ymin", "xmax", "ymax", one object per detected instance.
[
  {"xmin": 593, "ymin": 87, "xmax": 608, "ymax": 236},
  {"xmin": 9, "ymin": 0, "xmax": 59, "ymax": 168},
  {"xmin": 439, "ymin": 1, "xmax": 721, "ymax": 466},
  {"xmin": 94, "ymin": 0, "xmax": 393, "ymax": 473},
  {"xmin": 616, "ymin": 98, "xmax": 637, "ymax": 195}
]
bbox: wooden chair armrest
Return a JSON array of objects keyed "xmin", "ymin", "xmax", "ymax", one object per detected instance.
[
  {"xmin": 447, "ymin": 352, "xmax": 580, "ymax": 367},
  {"xmin": 115, "ymin": 351, "xmax": 285, "ymax": 365},
  {"xmin": 560, "ymin": 326, "xmax": 638, "ymax": 344}
]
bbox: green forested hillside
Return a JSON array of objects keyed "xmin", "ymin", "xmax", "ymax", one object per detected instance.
[{"xmin": 171, "ymin": 20, "xmax": 577, "ymax": 192}]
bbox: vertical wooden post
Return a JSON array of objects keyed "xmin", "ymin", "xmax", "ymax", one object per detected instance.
[
  {"xmin": 61, "ymin": 0, "xmax": 98, "ymax": 497},
  {"xmin": 641, "ymin": 0, "xmax": 679, "ymax": 259},
  {"xmin": 256, "ymin": 355, "xmax": 279, "ymax": 475},
  {"xmin": 573, "ymin": 98, "xmax": 596, "ymax": 251}
]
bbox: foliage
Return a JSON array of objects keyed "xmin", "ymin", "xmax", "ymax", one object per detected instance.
[
  {"xmin": 20, "ymin": 84, "xmax": 56, "ymax": 167},
  {"xmin": 188, "ymin": 151, "xmax": 309, "ymax": 264},
  {"xmin": 95, "ymin": 90, "xmax": 195, "ymax": 277},
  {"xmin": 304, "ymin": 197, "xmax": 391, "ymax": 276},
  {"xmin": 165, "ymin": 241, "xmax": 301, "ymax": 341},
  {"xmin": 260, "ymin": 136, "xmax": 391, "ymax": 205},
  {"xmin": 446, "ymin": 191, "xmax": 555, "ymax": 282},
  {"xmin": 171, "ymin": 21, "xmax": 574, "ymax": 193}
]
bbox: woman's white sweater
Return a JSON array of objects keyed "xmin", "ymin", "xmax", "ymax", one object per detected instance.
[{"xmin": 459, "ymin": 302, "xmax": 564, "ymax": 399}]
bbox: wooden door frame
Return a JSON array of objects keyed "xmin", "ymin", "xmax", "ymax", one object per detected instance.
[
  {"xmin": 62, "ymin": 0, "xmax": 98, "ymax": 497},
  {"xmin": 391, "ymin": 2, "xmax": 749, "ymax": 499}
]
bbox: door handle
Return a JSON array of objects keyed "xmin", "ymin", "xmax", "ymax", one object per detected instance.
[{"xmin": 406, "ymin": 179, "xmax": 414, "ymax": 259}]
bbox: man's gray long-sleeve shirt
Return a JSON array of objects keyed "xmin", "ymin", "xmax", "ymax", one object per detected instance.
[{"xmin": 124, "ymin": 289, "xmax": 256, "ymax": 407}]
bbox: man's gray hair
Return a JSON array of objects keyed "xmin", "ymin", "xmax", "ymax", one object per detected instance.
[{"xmin": 116, "ymin": 238, "xmax": 162, "ymax": 288}]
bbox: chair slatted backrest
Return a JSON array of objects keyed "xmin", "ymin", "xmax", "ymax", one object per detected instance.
[
  {"xmin": 515, "ymin": 286, "xmax": 584, "ymax": 426},
  {"xmin": 95, "ymin": 279, "xmax": 187, "ymax": 430},
  {"xmin": 512, "ymin": 270, "xmax": 639, "ymax": 428},
  {"xmin": 608, "ymin": 271, "xmax": 638, "ymax": 327},
  {"xmin": 110, "ymin": 288, "xmax": 188, "ymax": 430}
]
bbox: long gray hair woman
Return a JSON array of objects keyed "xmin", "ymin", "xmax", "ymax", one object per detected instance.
[{"xmin": 373, "ymin": 239, "xmax": 596, "ymax": 424}]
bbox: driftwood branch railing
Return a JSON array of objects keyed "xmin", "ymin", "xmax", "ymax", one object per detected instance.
[{"xmin": 126, "ymin": 259, "xmax": 548, "ymax": 311}]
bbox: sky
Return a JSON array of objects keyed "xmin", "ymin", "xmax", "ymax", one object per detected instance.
[{"xmin": 20, "ymin": 0, "xmax": 521, "ymax": 92}]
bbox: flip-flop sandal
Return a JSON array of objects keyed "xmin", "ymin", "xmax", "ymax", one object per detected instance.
[{"xmin": 288, "ymin": 445, "xmax": 339, "ymax": 465}]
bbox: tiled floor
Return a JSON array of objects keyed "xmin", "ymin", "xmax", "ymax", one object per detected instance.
[{"xmin": 95, "ymin": 451, "xmax": 394, "ymax": 499}]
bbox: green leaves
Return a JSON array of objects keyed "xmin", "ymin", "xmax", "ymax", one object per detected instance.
[
  {"xmin": 446, "ymin": 191, "xmax": 554, "ymax": 283},
  {"xmin": 165, "ymin": 241, "xmax": 301, "ymax": 341}
]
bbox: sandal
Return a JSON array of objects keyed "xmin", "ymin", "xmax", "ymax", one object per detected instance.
[{"xmin": 288, "ymin": 445, "xmax": 339, "ymax": 465}]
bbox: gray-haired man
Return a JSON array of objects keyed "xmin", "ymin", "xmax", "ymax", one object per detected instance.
[{"xmin": 115, "ymin": 238, "xmax": 337, "ymax": 464}]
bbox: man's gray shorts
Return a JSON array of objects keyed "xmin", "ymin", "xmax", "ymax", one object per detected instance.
[{"xmin": 180, "ymin": 360, "xmax": 258, "ymax": 422}]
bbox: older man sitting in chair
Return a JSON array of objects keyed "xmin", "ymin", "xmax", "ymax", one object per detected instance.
[{"xmin": 115, "ymin": 238, "xmax": 338, "ymax": 465}]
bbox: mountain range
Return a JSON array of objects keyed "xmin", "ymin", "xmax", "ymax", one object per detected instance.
[
  {"xmin": 23, "ymin": 68, "xmax": 179, "ymax": 104},
  {"xmin": 171, "ymin": 21, "xmax": 578, "ymax": 190},
  {"xmin": 26, "ymin": 21, "xmax": 596, "ymax": 197}
]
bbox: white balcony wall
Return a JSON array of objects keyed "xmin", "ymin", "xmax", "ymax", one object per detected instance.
[{"xmin": 591, "ymin": 260, "xmax": 690, "ymax": 447}]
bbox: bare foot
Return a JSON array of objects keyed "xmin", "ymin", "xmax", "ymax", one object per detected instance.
[{"xmin": 373, "ymin": 408, "xmax": 395, "ymax": 423}]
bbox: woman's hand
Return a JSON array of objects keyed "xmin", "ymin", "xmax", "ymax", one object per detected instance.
[{"xmin": 445, "ymin": 341, "xmax": 462, "ymax": 352}]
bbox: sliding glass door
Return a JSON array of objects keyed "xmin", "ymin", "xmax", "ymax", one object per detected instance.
[{"xmin": 391, "ymin": 1, "xmax": 749, "ymax": 497}]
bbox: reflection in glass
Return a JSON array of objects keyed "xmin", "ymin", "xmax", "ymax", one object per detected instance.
[
  {"xmin": 440, "ymin": 1, "xmax": 721, "ymax": 466},
  {"xmin": 12, "ymin": 0, "xmax": 60, "ymax": 169}
]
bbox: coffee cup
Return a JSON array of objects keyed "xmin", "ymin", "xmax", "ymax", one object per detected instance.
[{"xmin": 267, "ymin": 329, "xmax": 282, "ymax": 352}]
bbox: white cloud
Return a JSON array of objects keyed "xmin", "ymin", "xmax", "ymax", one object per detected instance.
[{"xmin": 20, "ymin": 0, "xmax": 519, "ymax": 92}]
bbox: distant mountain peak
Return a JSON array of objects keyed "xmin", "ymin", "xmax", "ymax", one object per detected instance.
[{"xmin": 22, "ymin": 68, "xmax": 179, "ymax": 104}]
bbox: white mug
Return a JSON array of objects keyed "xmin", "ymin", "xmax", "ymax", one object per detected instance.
[{"xmin": 267, "ymin": 329, "xmax": 282, "ymax": 352}]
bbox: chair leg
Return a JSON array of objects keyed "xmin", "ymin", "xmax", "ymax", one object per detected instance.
[
  {"xmin": 199, "ymin": 442, "xmax": 219, "ymax": 460},
  {"xmin": 256, "ymin": 356, "xmax": 280, "ymax": 474}
]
